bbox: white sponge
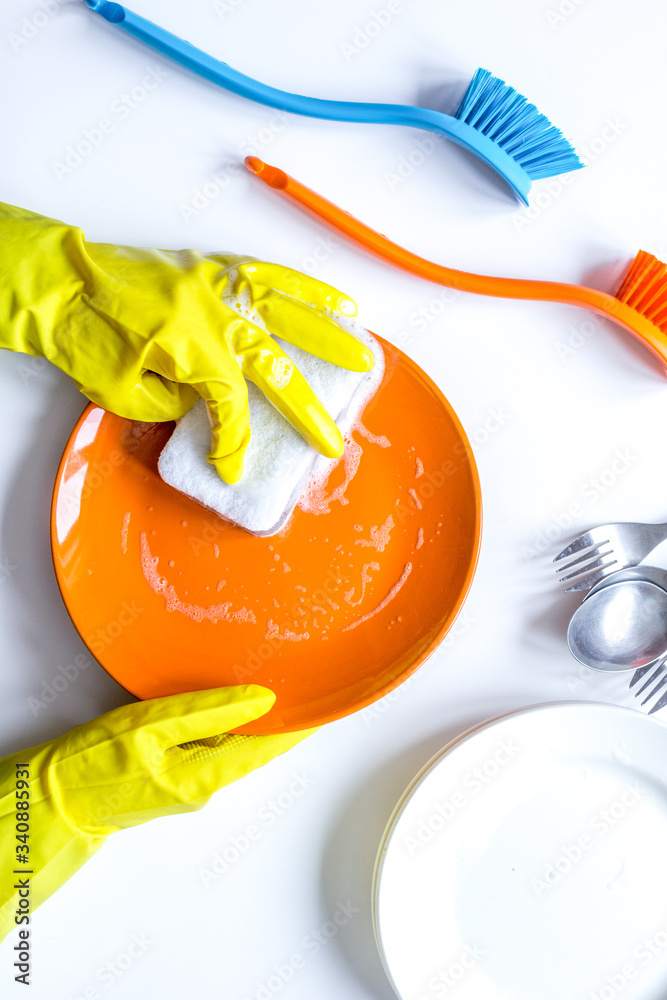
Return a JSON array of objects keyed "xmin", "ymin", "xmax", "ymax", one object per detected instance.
[{"xmin": 158, "ymin": 322, "xmax": 384, "ymax": 536}]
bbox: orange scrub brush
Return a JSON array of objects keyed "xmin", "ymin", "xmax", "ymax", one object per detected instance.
[{"xmin": 245, "ymin": 156, "xmax": 667, "ymax": 371}]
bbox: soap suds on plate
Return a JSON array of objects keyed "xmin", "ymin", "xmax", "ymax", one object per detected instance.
[
  {"xmin": 140, "ymin": 533, "xmax": 255, "ymax": 624},
  {"xmin": 120, "ymin": 511, "xmax": 131, "ymax": 553},
  {"xmin": 344, "ymin": 561, "xmax": 380, "ymax": 607},
  {"xmin": 354, "ymin": 515, "xmax": 395, "ymax": 553},
  {"xmin": 297, "ymin": 434, "xmax": 362, "ymax": 516},
  {"xmin": 357, "ymin": 421, "xmax": 391, "ymax": 448},
  {"xmin": 408, "ymin": 488, "xmax": 423, "ymax": 510},
  {"xmin": 343, "ymin": 562, "xmax": 412, "ymax": 632},
  {"xmin": 265, "ymin": 619, "xmax": 309, "ymax": 642}
]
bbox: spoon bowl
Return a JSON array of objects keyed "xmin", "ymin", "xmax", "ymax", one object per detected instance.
[{"xmin": 568, "ymin": 575, "xmax": 667, "ymax": 671}]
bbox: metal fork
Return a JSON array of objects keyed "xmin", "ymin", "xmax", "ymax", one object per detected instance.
[
  {"xmin": 554, "ymin": 521, "xmax": 667, "ymax": 592},
  {"xmin": 629, "ymin": 658, "xmax": 667, "ymax": 715}
]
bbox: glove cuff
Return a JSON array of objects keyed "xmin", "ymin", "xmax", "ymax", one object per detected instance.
[
  {"xmin": 0, "ymin": 201, "xmax": 89, "ymax": 357},
  {"xmin": 0, "ymin": 744, "xmax": 105, "ymax": 944}
]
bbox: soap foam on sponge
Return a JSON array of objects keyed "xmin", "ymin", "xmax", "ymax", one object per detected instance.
[{"xmin": 158, "ymin": 322, "xmax": 384, "ymax": 536}]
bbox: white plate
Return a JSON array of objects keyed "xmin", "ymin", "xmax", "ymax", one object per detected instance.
[{"xmin": 374, "ymin": 703, "xmax": 667, "ymax": 1000}]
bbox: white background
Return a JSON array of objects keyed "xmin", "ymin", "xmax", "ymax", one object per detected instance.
[{"xmin": 1, "ymin": 0, "xmax": 666, "ymax": 997}]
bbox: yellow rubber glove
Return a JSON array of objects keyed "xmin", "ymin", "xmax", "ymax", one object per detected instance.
[
  {"xmin": 0, "ymin": 686, "xmax": 310, "ymax": 944},
  {"xmin": 0, "ymin": 202, "xmax": 374, "ymax": 483}
]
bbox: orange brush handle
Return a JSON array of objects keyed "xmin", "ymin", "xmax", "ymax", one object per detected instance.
[{"xmin": 245, "ymin": 156, "xmax": 667, "ymax": 371}]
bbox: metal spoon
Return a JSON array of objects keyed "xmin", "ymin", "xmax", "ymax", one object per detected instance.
[
  {"xmin": 582, "ymin": 565, "xmax": 667, "ymax": 600},
  {"xmin": 580, "ymin": 567, "xmax": 667, "ymax": 708},
  {"xmin": 567, "ymin": 566, "xmax": 667, "ymax": 672}
]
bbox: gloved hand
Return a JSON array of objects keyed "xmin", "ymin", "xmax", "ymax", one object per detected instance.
[
  {"xmin": 0, "ymin": 202, "xmax": 373, "ymax": 483},
  {"xmin": 0, "ymin": 685, "xmax": 311, "ymax": 943}
]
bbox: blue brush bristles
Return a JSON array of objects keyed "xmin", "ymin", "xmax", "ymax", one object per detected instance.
[{"xmin": 455, "ymin": 68, "xmax": 582, "ymax": 181}]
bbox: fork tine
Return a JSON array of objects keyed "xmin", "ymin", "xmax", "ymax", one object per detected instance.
[
  {"xmin": 553, "ymin": 533, "xmax": 596, "ymax": 562},
  {"xmin": 563, "ymin": 559, "xmax": 619, "ymax": 592},
  {"xmin": 641, "ymin": 673, "xmax": 667, "ymax": 707},
  {"xmin": 558, "ymin": 549, "xmax": 615, "ymax": 582},
  {"xmin": 555, "ymin": 540, "xmax": 611, "ymax": 573},
  {"xmin": 556, "ymin": 544, "xmax": 611, "ymax": 575},
  {"xmin": 635, "ymin": 662, "xmax": 666, "ymax": 698},
  {"xmin": 649, "ymin": 687, "xmax": 667, "ymax": 715},
  {"xmin": 629, "ymin": 664, "xmax": 654, "ymax": 689}
]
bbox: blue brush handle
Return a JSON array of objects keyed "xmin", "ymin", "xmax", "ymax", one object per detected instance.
[
  {"xmin": 82, "ymin": 0, "xmax": 530, "ymax": 202},
  {"xmin": 84, "ymin": 0, "xmax": 448, "ymax": 127}
]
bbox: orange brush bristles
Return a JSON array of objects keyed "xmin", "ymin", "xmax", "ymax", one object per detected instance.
[{"xmin": 615, "ymin": 251, "xmax": 667, "ymax": 333}]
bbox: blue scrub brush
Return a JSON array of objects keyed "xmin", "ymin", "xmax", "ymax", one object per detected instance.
[{"xmin": 82, "ymin": 0, "xmax": 583, "ymax": 204}]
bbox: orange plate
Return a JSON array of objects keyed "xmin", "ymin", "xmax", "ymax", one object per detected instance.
[{"xmin": 50, "ymin": 339, "xmax": 481, "ymax": 735}]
